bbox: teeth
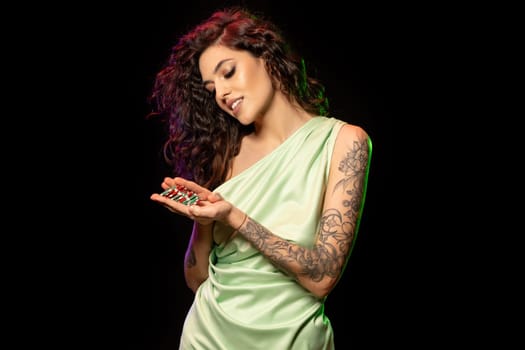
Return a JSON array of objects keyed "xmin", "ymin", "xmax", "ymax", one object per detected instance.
[{"xmin": 231, "ymin": 99, "xmax": 241, "ymax": 110}]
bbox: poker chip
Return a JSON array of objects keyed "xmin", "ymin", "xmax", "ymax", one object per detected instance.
[{"xmin": 160, "ymin": 184, "xmax": 200, "ymax": 205}]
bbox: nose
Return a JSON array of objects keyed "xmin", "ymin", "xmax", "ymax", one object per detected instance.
[{"xmin": 215, "ymin": 81, "xmax": 231, "ymax": 100}]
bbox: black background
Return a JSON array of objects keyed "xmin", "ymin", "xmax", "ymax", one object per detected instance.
[
  {"xmin": 117, "ymin": 2, "xmax": 396, "ymax": 348},
  {"xmin": 12, "ymin": 1, "xmax": 448, "ymax": 348}
]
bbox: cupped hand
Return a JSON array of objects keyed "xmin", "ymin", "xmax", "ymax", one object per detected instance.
[{"xmin": 150, "ymin": 177, "xmax": 232, "ymax": 225}]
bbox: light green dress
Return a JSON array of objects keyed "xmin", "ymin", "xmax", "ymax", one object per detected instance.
[{"xmin": 179, "ymin": 117, "xmax": 347, "ymax": 349}]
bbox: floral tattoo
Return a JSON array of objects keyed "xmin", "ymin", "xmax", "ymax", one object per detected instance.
[{"xmin": 239, "ymin": 136, "xmax": 370, "ymax": 282}]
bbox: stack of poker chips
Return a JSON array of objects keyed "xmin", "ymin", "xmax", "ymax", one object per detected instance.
[{"xmin": 160, "ymin": 184, "xmax": 200, "ymax": 205}]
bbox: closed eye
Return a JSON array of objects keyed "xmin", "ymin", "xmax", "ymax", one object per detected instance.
[{"xmin": 224, "ymin": 67, "xmax": 235, "ymax": 79}]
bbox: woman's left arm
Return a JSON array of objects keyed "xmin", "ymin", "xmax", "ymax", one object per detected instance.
[
  {"xmin": 310, "ymin": 124, "xmax": 372, "ymax": 297},
  {"xmin": 232, "ymin": 124, "xmax": 372, "ymax": 299}
]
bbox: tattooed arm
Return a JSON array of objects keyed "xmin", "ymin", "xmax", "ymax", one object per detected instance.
[
  {"xmin": 156, "ymin": 125, "xmax": 371, "ymax": 297},
  {"xmin": 232, "ymin": 124, "xmax": 372, "ymax": 299}
]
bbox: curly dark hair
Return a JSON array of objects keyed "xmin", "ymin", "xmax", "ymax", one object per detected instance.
[{"xmin": 149, "ymin": 6, "xmax": 329, "ymax": 189}]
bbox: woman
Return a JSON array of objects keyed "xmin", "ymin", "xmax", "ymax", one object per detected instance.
[{"xmin": 149, "ymin": 6, "xmax": 372, "ymax": 349}]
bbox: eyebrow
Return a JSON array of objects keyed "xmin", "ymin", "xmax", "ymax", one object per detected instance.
[{"xmin": 202, "ymin": 58, "xmax": 234, "ymax": 86}]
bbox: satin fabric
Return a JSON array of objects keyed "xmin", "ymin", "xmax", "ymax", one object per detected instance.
[{"xmin": 179, "ymin": 117, "xmax": 346, "ymax": 349}]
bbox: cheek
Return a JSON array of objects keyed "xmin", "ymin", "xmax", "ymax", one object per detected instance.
[
  {"xmin": 256, "ymin": 72, "xmax": 274, "ymax": 97},
  {"xmin": 244, "ymin": 65, "xmax": 272, "ymax": 92}
]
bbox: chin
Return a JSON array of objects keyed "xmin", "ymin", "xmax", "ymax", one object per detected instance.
[{"xmin": 234, "ymin": 114, "xmax": 250, "ymax": 126}]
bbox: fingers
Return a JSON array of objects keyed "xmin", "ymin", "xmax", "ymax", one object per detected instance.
[
  {"xmin": 151, "ymin": 192, "xmax": 195, "ymax": 216},
  {"xmin": 173, "ymin": 177, "xmax": 199, "ymax": 189},
  {"xmin": 208, "ymin": 192, "xmax": 223, "ymax": 203},
  {"xmin": 161, "ymin": 177, "xmax": 194, "ymax": 189},
  {"xmin": 152, "ymin": 177, "xmax": 227, "ymax": 222},
  {"xmin": 161, "ymin": 177, "xmax": 175, "ymax": 190},
  {"xmin": 150, "ymin": 193, "xmax": 213, "ymax": 224}
]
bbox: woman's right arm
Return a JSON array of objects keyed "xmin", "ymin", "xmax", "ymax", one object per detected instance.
[
  {"xmin": 149, "ymin": 177, "xmax": 217, "ymax": 293},
  {"xmin": 184, "ymin": 221, "xmax": 214, "ymax": 293}
]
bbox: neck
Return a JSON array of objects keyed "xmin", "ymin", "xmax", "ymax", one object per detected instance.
[{"xmin": 252, "ymin": 93, "xmax": 313, "ymax": 143}]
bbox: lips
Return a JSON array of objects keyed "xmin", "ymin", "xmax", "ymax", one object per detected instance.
[
  {"xmin": 231, "ymin": 98, "xmax": 242, "ymax": 111},
  {"xmin": 227, "ymin": 97, "xmax": 242, "ymax": 110},
  {"xmin": 228, "ymin": 97, "xmax": 243, "ymax": 115}
]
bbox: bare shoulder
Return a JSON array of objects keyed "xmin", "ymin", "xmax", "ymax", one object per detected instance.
[
  {"xmin": 328, "ymin": 122, "xmax": 372, "ymax": 197},
  {"xmin": 335, "ymin": 123, "xmax": 372, "ymax": 155}
]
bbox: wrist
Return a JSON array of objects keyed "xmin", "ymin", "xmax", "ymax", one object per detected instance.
[{"xmin": 229, "ymin": 208, "xmax": 248, "ymax": 232}]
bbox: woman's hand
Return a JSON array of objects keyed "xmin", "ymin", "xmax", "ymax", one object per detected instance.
[{"xmin": 150, "ymin": 177, "xmax": 233, "ymax": 225}]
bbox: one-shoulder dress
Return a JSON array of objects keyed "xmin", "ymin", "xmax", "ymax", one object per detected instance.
[{"xmin": 179, "ymin": 116, "xmax": 347, "ymax": 350}]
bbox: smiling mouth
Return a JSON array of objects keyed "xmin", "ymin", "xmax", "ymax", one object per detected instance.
[{"xmin": 231, "ymin": 98, "xmax": 242, "ymax": 111}]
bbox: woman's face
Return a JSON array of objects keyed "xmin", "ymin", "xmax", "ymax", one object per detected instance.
[{"xmin": 199, "ymin": 45, "xmax": 275, "ymax": 125}]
